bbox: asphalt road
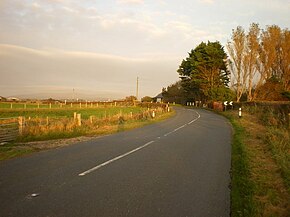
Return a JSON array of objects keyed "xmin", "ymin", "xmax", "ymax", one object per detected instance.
[{"xmin": 0, "ymin": 107, "xmax": 232, "ymax": 217}]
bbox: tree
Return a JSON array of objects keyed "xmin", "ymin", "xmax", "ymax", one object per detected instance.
[
  {"xmin": 124, "ymin": 95, "xmax": 137, "ymax": 102},
  {"xmin": 255, "ymin": 25, "xmax": 290, "ymax": 100},
  {"xmin": 141, "ymin": 96, "xmax": 152, "ymax": 102},
  {"xmin": 227, "ymin": 23, "xmax": 290, "ymax": 101},
  {"xmin": 255, "ymin": 77, "xmax": 288, "ymax": 101},
  {"xmin": 162, "ymin": 81, "xmax": 187, "ymax": 104},
  {"xmin": 280, "ymin": 28, "xmax": 290, "ymax": 91},
  {"xmin": 246, "ymin": 23, "xmax": 260, "ymax": 101},
  {"xmin": 227, "ymin": 26, "xmax": 247, "ymax": 102},
  {"xmin": 178, "ymin": 41, "xmax": 230, "ymax": 102}
]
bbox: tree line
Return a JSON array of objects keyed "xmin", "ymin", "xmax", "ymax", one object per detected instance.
[{"xmin": 162, "ymin": 23, "xmax": 289, "ymax": 103}]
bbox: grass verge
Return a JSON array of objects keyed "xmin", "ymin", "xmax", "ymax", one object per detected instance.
[
  {"xmin": 224, "ymin": 110, "xmax": 290, "ymax": 217},
  {"xmin": 0, "ymin": 110, "xmax": 175, "ymax": 161},
  {"xmin": 226, "ymin": 115, "xmax": 256, "ymax": 217}
]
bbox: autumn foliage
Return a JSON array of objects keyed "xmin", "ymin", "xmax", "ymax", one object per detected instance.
[{"xmin": 227, "ymin": 24, "xmax": 290, "ymax": 101}]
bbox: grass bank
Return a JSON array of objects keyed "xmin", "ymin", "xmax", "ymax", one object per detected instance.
[{"xmin": 223, "ymin": 108, "xmax": 289, "ymax": 217}]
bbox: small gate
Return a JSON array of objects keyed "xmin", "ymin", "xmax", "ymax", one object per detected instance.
[{"xmin": 0, "ymin": 117, "xmax": 19, "ymax": 143}]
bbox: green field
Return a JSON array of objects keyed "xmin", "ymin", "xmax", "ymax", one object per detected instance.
[
  {"xmin": 0, "ymin": 102, "xmax": 71, "ymax": 109},
  {"xmin": 0, "ymin": 104, "xmax": 175, "ymax": 160},
  {"xmin": 0, "ymin": 102, "xmax": 172, "ymax": 139},
  {"xmin": 0, "ymin": 106, "xmax": 145, "ymax": 119},
  {"xmin": 0, "ymin": 101, "xmax": 132, "ymax": 110}
]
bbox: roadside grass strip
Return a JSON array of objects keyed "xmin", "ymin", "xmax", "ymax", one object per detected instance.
[
  {"xmin": 229, "ymin": 118, "xmax": 256, "ymax": 217},
  {"xmin": 225, "ymin": 110, "xmax": 290, "ymax": 217}
]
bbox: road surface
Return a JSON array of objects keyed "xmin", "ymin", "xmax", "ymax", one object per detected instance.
[{"xmin": 0, "ymin": 107, "xmax": 231, "ymax": 217}]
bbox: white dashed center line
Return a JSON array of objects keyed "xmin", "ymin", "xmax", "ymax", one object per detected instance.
[
  {"xmin": 79, "ymin": 141, "xmax": 155, "ymax": 176},
  {"xmin": 78, "ymin": 110, "xmax": 201, "ymax": 177}
]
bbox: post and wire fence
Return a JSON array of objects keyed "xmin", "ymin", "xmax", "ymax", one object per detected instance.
[{"xmin": 0, "ymin": 102, "xmax": 172, "ymax": 143}]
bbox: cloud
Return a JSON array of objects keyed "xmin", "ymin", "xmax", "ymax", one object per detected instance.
[
  {"xmin": 1, "ymin": 0, "xmax": 289, "ymax": 99},
  {"xmin": 117, "ymin": 0, "xmax": 144, "ymax": 4},
  {"xmin": 199, "ymin": 0, "xmax": 215, "ymax": 4},
  {"xmin": 0, "ymin": 0, "xmax": 234, "ymax": 58},
  {"xmin": 0, "ymin": 44, "xmax": 179, "ymax": 99}
]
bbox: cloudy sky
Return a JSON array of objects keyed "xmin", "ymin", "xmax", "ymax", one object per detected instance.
[{"xmin": 0, "ymin": 0, "xmax": 289, "ymax": 100}]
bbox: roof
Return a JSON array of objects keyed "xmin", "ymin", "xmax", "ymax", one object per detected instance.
[{"xmin": 154, "ymin": 93, "xmax": 163, "ymax": 98}]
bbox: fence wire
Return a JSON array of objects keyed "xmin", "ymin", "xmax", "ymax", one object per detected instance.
[{"xmin": 0, "ymin": 117, "xmax": 19, "ymax": 143}]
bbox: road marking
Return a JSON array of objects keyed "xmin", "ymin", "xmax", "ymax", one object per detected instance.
[
  {"xmin": 79, "ymin": 110, "xmax": 201, "ymax": 176},
  {"xmin": 188, "ymin": 111, "xmax": 201, "ymax": 124},
  {"xmin": 78, "ymin": 141, "xmax": 155, "ymax": 176},
  {"xmin": 174, "ymin": 125, "xmax": 186, "ymax": 131},
  {"xmin": 164, "ymin": 132, "xmax": 172, "ymax": 137},
  {"xmin": 164, "ymin": 110, "xmax": 201, "ymax": 137}
]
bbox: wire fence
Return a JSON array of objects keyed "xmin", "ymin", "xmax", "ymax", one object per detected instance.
[
  {"xmin": 20, "ymin": 107, "xmax": 168, "ymax": 136},
  {"xmin": 0, "ymin": 117, "xmax": 19, "ymax": 143},
  {"xmin": 0, "ymin": 101, "xmax": 137, "ymax": 110},
  {"xmin": 0, "ymin": 103, "xmax": 171, "ymax": 143}
]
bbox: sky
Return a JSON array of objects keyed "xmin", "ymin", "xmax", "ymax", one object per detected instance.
[{"xmin": 0, "ymin": 0, "xmax": 289, "ymax": 100}]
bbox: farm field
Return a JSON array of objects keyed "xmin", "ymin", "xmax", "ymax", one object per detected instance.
[
  {"xmin": 0, "ymin": 105, "xmax": 145, "ymax": 119},
  {"xmin": 0, "ymin": 102, "xmax": 174, "ymax": 160}
]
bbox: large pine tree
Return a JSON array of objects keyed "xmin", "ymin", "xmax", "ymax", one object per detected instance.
[{"xmin": 177, "ymin": 41, "xmax": 231, "ymax": 102}]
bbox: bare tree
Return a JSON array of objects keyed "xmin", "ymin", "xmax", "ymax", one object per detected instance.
[
  {"xmin": 227, "ymin": 26, "xmax": 247, "ymax": 102},
  {"xmin": 245, "ymin": 23, "xmax": 260, "ymax": 101},
  {"xmin": 280, "ymin": 29, "xmax": 290, "ymax": 91}
]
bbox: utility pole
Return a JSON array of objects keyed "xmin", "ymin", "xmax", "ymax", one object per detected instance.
[
  {"xmin": 73, "ymin": 88, "xmax": 75, "ymax": 102},
  {"xmin": 136, "ymin": 76, "xmax": 139, "ymax": 101}
]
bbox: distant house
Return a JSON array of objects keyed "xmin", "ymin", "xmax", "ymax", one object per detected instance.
[
  {"xmin": 7, "ymin": 97, "xmax": 20, "ymax": 102},
  {"xmin": 0, "ymin": 96, "xmax": 7, "ymax": 101},
  {"xmin": 41, "ymin": 98, "xmax": 61, "ymax": 104},
  {"xmin": 153, "ymin": 93, "xmax": 163, "ymax": 103}
]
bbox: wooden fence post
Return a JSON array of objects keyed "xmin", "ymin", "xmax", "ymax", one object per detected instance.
[
  {"xmin": 152, "ymin": 110, "xmax": 155, "ymax": 118},
  {"xmin": 10, "ymin": 103, "xmax": 13, "ymax": 109},
  {"xmin": 18, "ymin": 116, "xmax": 24, "ymax": 135},
  {"xmin": 80, "ymin": 103, "xmax": 82, "ymax": 108},
  {"xmin": 77, "ymin": 114, "xmax": 81, "ymax": 126},
  {"xmin": 71, "ymin": 103, "xmax": 73, "ymax": 108},
  {"xmin": 89, "ymin": 116, "xmax": 93, "ymax": 124},
  {"xmin": 49, "ymin": 103, "xmax": 52, "ymax": 109},
  {"xmin": 73, "ymin": 112, "xmax": 77, "ymax": 120},
  {"xmin": 46, "ymin": 116, "xmax": 49, "ymax": 126}
]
